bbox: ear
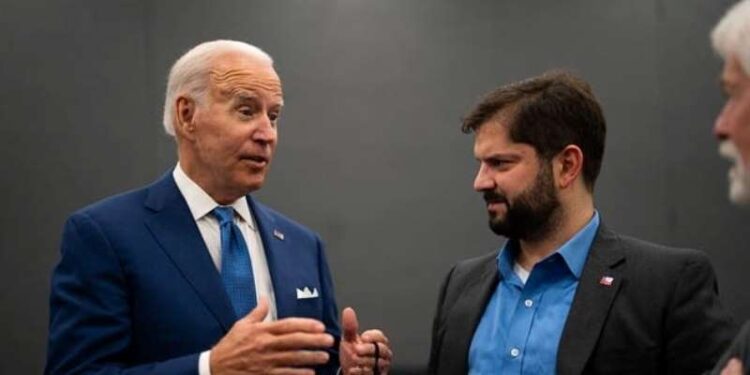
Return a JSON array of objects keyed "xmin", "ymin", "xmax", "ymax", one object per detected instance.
[
  {"xmin": 174, "ymin": 96, "xmax": 197, "ymax": 141},
  {"xmin": 553, "ymin": 145, "xmax": 584, "ymax": 190}
]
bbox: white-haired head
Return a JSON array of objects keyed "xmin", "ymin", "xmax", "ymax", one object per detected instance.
[
  {"xmin": 711, "ymin": 0, "xmax": 750, "ymax": 75},
  {"xmin": 162, "ymin": 40, "xmax": 274, "ymax": 136}
]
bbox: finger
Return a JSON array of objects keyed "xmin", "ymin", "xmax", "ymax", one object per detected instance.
[
  {"xmin": 383, "ymin": 347, "xmax": 393, "ymax": 361},
  {"xmin": 361, "ymin": 329, "xmax": 388, "ymax": 344},
  {"xmin": 265, "ymin": 317, "xmax": 327, "ymax": 334},
  {"xmin": 348, "ymin": 366, "xmax": 373, "ymax": 375},
  {"xmin": 244, "ymin": 296, "xmax": 269, "ymax": 323},
  {"xmin": 352, "ymin": 356, "xmax": 380, "ymax": 369},
  {"xmin": 341, "ymin": 307, "xmax": 359, "ymax": 342},
  {"xmin": 267, "ymin": 350, "xmax": 331, "ymax": 367},
  {"xmin": 377, "ymin": 358, "xmax": 392, "ymax": 371},
  {"xmin": 266, "ymin": 332, "xmax": 335, "ymax": 350},
  {"xmin": 355, "ymin": 342, "xmax": 392, "ymax": 360},
  {"xmin": 268, "ymin": 368, "xmax": 316, "ymax": 375},
  {"xmin": 721, "ymin": 358, "xmax": 743, "ymax": 375},
  {"xmin": 376, "ymin": 343, "xmax": 393, "ymax": 361},
  {"xmin": 355, "ymin": 342, "xmax": 376, "ymax": 356}
]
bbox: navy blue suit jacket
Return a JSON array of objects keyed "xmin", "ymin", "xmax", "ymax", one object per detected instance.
[{"xmin": 46, "ymin": 172, "xmax": 341, "ymax": 374}]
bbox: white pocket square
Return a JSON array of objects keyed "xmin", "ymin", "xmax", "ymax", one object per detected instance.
[{"xmin": 296, "ymin": 287, "xmax": 319, "ymax": 299}]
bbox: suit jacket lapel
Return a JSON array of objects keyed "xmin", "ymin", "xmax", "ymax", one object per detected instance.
[
  {"xmin": 246, "ymin": 196, "xmax": 295, "ymax": 319},
  {"xmin": 143, "ymin": 173, "xmax": 236, "ymax": 331},
  {"xmin": 557, "ymin": 223, "xmax": 626, "ymax": 375},
  {"xmin": 442, "ymin": 257, "xmax": 500, "ymax": 374}
]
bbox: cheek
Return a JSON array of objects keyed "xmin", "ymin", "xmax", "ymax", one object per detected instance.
[
  {"xmin": 500, "ymin": 174, "xmax": 531, "ymax": 196},
  {"xmin": 734, "ymin": 97, "xmax": 750, "ymax": 154}
]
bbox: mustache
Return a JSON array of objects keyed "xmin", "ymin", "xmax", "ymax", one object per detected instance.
[
  {"xmin": 719, "ymin": 141, "xmax": 739, "ymax": 160},
  {"xmin": 719, "ymin": 140, "xmax": 749, "ymax": 171},
  {"xmin": 483, "ymin": 191, "xmax": 508, "ymax": 204}
]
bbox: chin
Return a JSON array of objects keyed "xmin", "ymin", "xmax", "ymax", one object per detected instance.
[
  {"xmin": 234, "ymin": 175, "xmax": 266, "ymax": 195},
  {"xmin": 244, "ymin": 181, "xmax": 265, "ymax": 193},
  {"xmin": 728, "ymin": 173, "xmax": 750, "ymax": 206},
  {"xmin": 719, "ymin": 141, "xmax": 750, "ymax": 206}
]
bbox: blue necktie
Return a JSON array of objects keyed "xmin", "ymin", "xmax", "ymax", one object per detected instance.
[{"xmin": 213, "ymin": 206, "xmax": 257, "ymax": 318}]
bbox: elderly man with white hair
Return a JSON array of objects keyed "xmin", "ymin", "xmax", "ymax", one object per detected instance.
[
  {"xmin": 711, "ymin": 0, "xmax": 750, "ymax": 374},
  {"xmin": 46, "ymin": 40, "xmax": 392, "ymax": 375}
]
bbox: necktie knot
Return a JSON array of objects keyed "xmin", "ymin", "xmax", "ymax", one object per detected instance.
[{"xmin": 213, "ymin": 206, "xmax": 235, "ymax": 226}]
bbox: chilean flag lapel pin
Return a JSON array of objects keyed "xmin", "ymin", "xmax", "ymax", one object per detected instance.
[{"xmin": 599, "ymin": 275, "xmax": 615, "ymax": 286}]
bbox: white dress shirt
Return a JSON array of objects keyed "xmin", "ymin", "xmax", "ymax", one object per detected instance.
[{"xmin": 172, "ymin": 164, "xmax": 277, "ymax": 375}]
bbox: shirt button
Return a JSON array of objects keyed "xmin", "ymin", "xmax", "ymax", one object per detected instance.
[
  {"xmin": 524, "ymin": 299, "xmax": 533, "ymax": 308},
  {"xmin": 510, "ymin": 347, "xmax": 521, "ymax": 357}
]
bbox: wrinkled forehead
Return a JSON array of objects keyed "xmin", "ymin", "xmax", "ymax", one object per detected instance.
[{"xmin": 208, "ymin": 53, "xmax": 283, "ymax": 103}]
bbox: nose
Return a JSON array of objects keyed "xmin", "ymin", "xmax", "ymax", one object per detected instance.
[
  {"xmin": 713, "ymin": 103, "xmax": 730, "ymax": 142},
  {"xmin": 473, "ymin": 163, "xmax": 494, "ymax": 192},
  {"xmin": 252, "ymin": 112, "xmax": 277, "ymax": 144}
]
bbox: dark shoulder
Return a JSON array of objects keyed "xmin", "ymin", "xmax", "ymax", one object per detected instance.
[
  {"xmin": 453, "ymin": 250, "xmax": 499, "ymax": 274},
  {"xmin": 71, "ymin": 184, "xmax": 151, "ymax": 223},
  {"xmin": 615, "ymin": 233, "xmax": 711, "ymax": 268},
  {"xmin": 443, "ymin": 250, "xmax": 499, "ymax": 288}
]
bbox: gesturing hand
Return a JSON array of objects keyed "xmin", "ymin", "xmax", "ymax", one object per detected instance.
[
  {"xmin": 339, "ymin": 307, "xmax": 393, "ymax": 375},
  {"xmin": 210, "ymin": 297, "xmax": 335, "ymax": 375}
]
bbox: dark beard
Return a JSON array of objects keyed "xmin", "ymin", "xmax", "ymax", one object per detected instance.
[{"xmin": 485, "ymin": 162, "xmax": 561, "ymax": 241}]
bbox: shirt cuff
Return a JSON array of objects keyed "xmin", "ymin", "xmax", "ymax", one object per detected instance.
[{"xmin": 199, "ymin": 350, "xmax": 212, "ymax": 375}]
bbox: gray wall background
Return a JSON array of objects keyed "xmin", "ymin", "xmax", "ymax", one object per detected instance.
[{"xmin": 2, "ymin": 0, "xmax": 749, "ymax": 373}]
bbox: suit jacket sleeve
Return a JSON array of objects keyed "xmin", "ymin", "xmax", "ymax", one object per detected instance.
[
  {"xmin": 663, "ymin": 251, "xmax": 736, "ymax": 374},
  {"xmin": 427, "ymin": 265, "xmax": 455, "ymax": 375},
  {"xmin": 46, "ymin": 212, "xmax": 199, "ymax": 375}
]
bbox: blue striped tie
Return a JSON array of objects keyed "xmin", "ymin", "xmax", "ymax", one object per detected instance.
[{"xmin": 213, "ymin": 206, "xmax": 257, "ymax": 318}]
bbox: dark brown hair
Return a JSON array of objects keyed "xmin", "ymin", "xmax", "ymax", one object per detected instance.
[{"xmin": 462, "ymin": 71, "xmax": 606, "ymax": 190}]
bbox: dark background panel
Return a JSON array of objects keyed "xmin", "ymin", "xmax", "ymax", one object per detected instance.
[{"xmin": 1, "ymin": 0, "xmax": 748, "ymax": 373}]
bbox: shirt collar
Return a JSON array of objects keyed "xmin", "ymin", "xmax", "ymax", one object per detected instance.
[
  {"xmin": 557, "ymin": 211, "xmax": 600, "ymax": 278},
  {"xmin": 172, "ymin": 163, "xmax": 255, "ymax": 230},
  {"xmin": 497, "ymin": 211, "xmax": 600, "ymax": 280}
]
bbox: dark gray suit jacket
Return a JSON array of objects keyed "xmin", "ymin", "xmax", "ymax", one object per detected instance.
[{"xmin": 428, "ymin": 224, "xmax": 736, "ymax": 375}]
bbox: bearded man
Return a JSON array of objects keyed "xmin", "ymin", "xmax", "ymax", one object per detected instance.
[{"xmin": 428, "ymin": 71, "xmax": 735, "ymax": 375}]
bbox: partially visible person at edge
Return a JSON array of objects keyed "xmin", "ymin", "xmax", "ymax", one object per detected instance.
[{"xmin": 710, "ymin": 1, "xmax": 750, "ymax": 374}]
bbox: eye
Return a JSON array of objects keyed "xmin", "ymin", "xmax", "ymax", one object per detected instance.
[
  {"xmin": 237, "ymin": 105, "xmax": 256, "ymax": 117},
  {"xmin": 486, "ymin": 158, "xmax": 505, "ymax": 167},
  {"xmin": 268, "ymin": 111, "xmax": 280, "ymax": 123},
  {"xmin": 485, "ymin": 158, "xmax": 513, "ymax": 170}
]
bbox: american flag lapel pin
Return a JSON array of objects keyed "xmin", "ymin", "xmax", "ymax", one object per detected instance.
[
  {"xmin": 273, "ymin": 229, "xmax": 285, "ymax": 240},
  {"xmin": 599, "ymin": 275, "xmax": 614, "ymax": 286}
]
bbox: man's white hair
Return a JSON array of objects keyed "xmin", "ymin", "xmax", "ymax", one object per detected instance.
[
  {"xmin": 162, "ymin": 40, "xmax": 274, "ymax": 136},
  {"xmin": 712, "ymin": 0, "xmax": 750, "ymax": 75}
]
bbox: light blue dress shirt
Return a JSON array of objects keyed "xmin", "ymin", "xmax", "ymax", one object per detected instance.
[{"xmin": 468, "ymin": 212, "xmax": 600, "ymax": 374}]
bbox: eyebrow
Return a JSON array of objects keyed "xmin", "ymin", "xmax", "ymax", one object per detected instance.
[
  {"xmin": 229, "ymin": 91, "xmax": 284, "ymax": 108},
  {"xmin": 475, "ymin": 152, "xmax": 523, "ymax": 161},
  {"xmin": 233, "ymin": 91, "xmax": 259, "ymax": 102},
  {"xmin": 236, "ymin": 88, "xmax": 284, "ymax": 104}
]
